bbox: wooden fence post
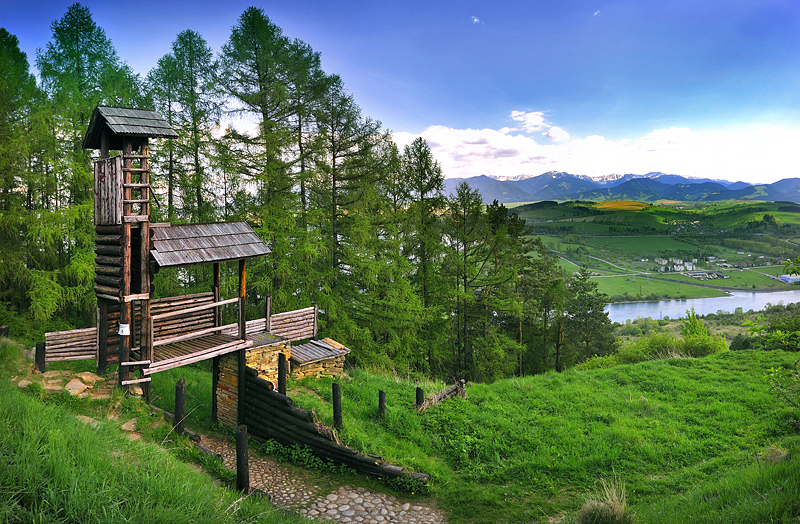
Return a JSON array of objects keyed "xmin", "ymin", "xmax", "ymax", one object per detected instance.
[
  {"xmin": 265, "ymin": 294, "xmax": 272, "ymax": 333},
  {"xmin": 379, "ymin": 390, "xmax": 386, "ymax": 417},
  {"xmin": 35, "ymin": 342, "xmax": 45, "ymax": 372},
  {"xmin": 236, "ymin": 425, "xmax": 249, "ymax": 492},
  {"xmin": 332, "ymin": 382, "xmax": 343, "ymax": 430},
  {"xmin": 174, "ymin": 378, "xmax": 185, "ymax": 436},
  {"xmin": 278, "ymin": 352, "xmax": 287, "ymax": 395},
  {"xmin": 416, "ymin": 386, "xmax": 424, "ymax": 408},
  {"xmin": 0, "ymin": 325, "xmax": 9, "ymax": 337}
]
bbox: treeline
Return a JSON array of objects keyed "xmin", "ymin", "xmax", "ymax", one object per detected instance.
[{"xmin": 0, "ymin": 4, "xmax": 615, "ymax": 381}]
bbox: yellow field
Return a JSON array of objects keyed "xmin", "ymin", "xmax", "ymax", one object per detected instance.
[{"xmin": 596, "ymin": 201, "xmax": 649, "ymax": 211}]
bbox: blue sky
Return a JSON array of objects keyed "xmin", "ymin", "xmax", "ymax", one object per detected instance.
[{"xmin": 3, "ymin": 0, "xmax": 800, "ymax": 183}]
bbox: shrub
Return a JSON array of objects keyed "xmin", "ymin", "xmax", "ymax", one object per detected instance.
[
  {"xmin": 577, "ymin": 474, "xmax": 636, "ymax": 524},
  {"xmin": 578, "ymin": 354, "xmax": 620, "ymax": 370},
  {"xmin": 681, "ymin": 333, "xmax": 728, "ymax": 357},
  {"xmin": 729, "ymin": 333, "xmax": 754, "ymax": 351}
]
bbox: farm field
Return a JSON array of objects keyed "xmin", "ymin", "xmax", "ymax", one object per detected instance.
[{"xmin": 593, "ymin": 274, "xmax": 727, "ymax": 301}]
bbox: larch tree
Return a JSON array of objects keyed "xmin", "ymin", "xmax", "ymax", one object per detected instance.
[
  {"xmin": 168, "ymin": 29, "xmax": 218, "ymax": 223},
  {"xmin": 564, "ymin": 267, "xmax": 616, "ymax": 364},
  {"xmin": 34, "ymin": 3, "xmax": 143, "ymax": 327}
]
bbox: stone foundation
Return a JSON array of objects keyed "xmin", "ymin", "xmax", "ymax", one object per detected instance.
[{"xmin": 291, "ymin": 354, "xmax": 346, "ymax": 380}]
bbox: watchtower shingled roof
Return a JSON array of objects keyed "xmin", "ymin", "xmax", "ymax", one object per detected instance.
[{"xmin": 82, "ymin": 106, "xmax": 178, "ymax": 150}]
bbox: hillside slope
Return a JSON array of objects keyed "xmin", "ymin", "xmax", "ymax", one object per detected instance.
[{"xmin": 293, "ymin": 351, "xmax": 800, "ymax": 523}]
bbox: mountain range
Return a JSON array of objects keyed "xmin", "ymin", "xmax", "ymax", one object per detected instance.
[{"xmin": 443, "ymin": 172, "xmax": 800, "ymax": 203}]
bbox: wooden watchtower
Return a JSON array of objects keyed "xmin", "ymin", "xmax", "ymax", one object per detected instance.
[{"xmin": 83, "ymin": 106, "xmax": 273, "ymax": 401}]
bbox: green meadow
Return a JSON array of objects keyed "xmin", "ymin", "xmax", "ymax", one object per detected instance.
[{"xmin": 291, "ymin": 350, "xmax": 800, "ymax": 524}]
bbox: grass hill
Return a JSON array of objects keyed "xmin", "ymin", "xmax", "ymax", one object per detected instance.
[
  {"xmin": 2, "ymin": 335, "xmax": 798, "ymax": 524},
  {"xmin": 291, "ymin": 351, "xmax": 800, "ymax": 524}
]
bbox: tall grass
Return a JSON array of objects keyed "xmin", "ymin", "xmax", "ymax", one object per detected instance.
[{"xmin": 0, "ymin": 340, "xmax": 302, "ymax": 523}]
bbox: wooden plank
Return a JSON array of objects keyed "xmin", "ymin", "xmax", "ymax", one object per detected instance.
[
  {"xmin": 153, "ymin": 323, "xmax": 239, "ymax": 347},
  {"xmin": 123, "ymin": 293, "xmax": 149, "ymax": 302},
  {"xmin": 97, "ymin": 293, "xmax": 121, "ymax": 303},
  {"xmin": 151, "ymin": 297, "xmax": 239, "ymax": 321},
  {"xmin": 145, "ymin": 340, "xmax": 251, "ymax": 375},
  {"xmin": 45, "ymin": 326, "xmax": 96, "ymax": 338},
  {"xmin": 45, "ymin": 354, "xmax": 96, "ymax": 362},
  {"xmin": 120, "ymin": 360, "xmax": 151, "ymax": 366}
]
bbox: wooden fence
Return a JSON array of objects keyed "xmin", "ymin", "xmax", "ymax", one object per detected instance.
[{"xmin": 241, "ymin": 366, "xmax": 429, "ymax": 483}]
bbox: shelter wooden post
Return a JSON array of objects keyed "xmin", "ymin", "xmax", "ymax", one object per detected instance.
[
  {"xmin": 333, "ymin": 383, "xmax": 343, "ymax": 430},
  {"xmin": 238, "ymin": 346, "xmax": 247, "ymax": 425},
  {"xmin": 379, "ymin": 390, "xmax": 386, "ymax": 417},
  {"xmin": 236, "ymin": 425, "xmax": 249, "ymax": 492},
  {"xmin": 265, "ymin": 294, "xmax": 272, "ymax": 332},
  {"xmin": 238, "ymin": 259, "xmax": 246, "ymax": 340},
  {"xmin": 238, "ymin": 258, "xmax": 247, "ymax": 427},
  {"xmin": 35, "ymin": 342, "xmax": 45, "ymax": 372},
  {"xmin": 278, "ymin": 352, "xmax": 287, "ymax": 395},
  {"xmin": 213, "ymin": 262, "xmax": 221, "ymax": 326},
  {"xmin": 211, "ymin": 262, "xmax": 221, "ymax": 422},
  {"xmin": 175, "ymin": 378, "xmax": 186, "ymax": 436}
]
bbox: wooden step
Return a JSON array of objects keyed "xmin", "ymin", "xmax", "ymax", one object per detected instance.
[
  {"xmin": 123, "ymin": 215, "xmax": 149, "ymax": 223},
  {"xmin": 120, "ymin": 360, "xmax": 151, "ymax": 366},
  {"xmin": 121, "ymin": 377, "xmax": 151, "ymax": 385},
  {"xmin": 123, "ymin": 199, "xmax": 150, "ymax": 204},
  {"xmin": 124, "ymin": 183, "xmax": 150, "ymax": 189},
  {"xmin": 123, "ymin": 155, "xmax": 150, "ymax": 159}
]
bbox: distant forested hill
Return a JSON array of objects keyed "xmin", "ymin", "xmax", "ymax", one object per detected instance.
[{"xmin": 444, "ymin": 171, "xmax": 800, "ymax": 203}]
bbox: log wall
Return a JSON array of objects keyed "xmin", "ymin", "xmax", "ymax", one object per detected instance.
[
  {"xmin": 239, "ymin": 367, "xmax": 429, "ymax": 483},
  {"xmin": 216, "ymin": 340, "xmax": 290, "ymax": 429}
]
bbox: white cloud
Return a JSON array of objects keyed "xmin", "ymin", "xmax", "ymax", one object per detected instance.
[
  {"xmin": 510, "ymin": 110, "xmax": 549, "ymax": 132},
  {"xmin": 470, "ymin": 16, "xmax": 481, "ymax": 24},
  {"xmin": 594, "ymin": 10, "xmax": 600, "ymax": 16},
  {"xmin": 393, "ymin": 123, "xmax": 800, "ymax": 185},
  {"xmin": 544, "ymin": 126, "xmax": 570, "ymax": 142}
]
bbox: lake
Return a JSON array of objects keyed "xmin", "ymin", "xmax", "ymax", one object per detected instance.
[{"xmin": 605, "ymin": 289, "xmax": 800, "ymax": 324}]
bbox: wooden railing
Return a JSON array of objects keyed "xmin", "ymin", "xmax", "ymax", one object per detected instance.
[{"xmin": 149, "ymin": 297, "xmax": 244, "ymax": 350}]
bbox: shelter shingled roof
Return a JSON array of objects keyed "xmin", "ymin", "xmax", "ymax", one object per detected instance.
[
  {"xmin": 83, "ymin": 106, "xmax": 179, "ymax": 150},
  {"xmin": 151, "ymin": 222, "xmax": 271, "ymax": 268},
  {"xmin": 290, "ymin": 338, "xmax": 351, "ymax": 366}
]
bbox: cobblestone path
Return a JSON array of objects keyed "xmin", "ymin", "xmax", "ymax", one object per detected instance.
[{"xmin": 200, "ymin": 434, "xmax": 446, "ymax": 524}]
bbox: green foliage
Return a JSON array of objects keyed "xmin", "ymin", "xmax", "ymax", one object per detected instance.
[
  {"xmin": 0, "ymin": 378, "xmax": 302, "ymax": 524},
  {"xmin": 765, "ymin": 358, "xmax": 800, "ymax": 411}
]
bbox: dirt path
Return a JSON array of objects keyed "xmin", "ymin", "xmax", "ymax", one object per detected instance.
[{"xmin": 199, "ymin": 433, "xmax": 447, "ymax": 524}]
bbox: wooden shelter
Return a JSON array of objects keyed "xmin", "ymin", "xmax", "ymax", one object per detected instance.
[{"xmin": 84, "ymin": 106, "xmax": 274, "ymax": 400}]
